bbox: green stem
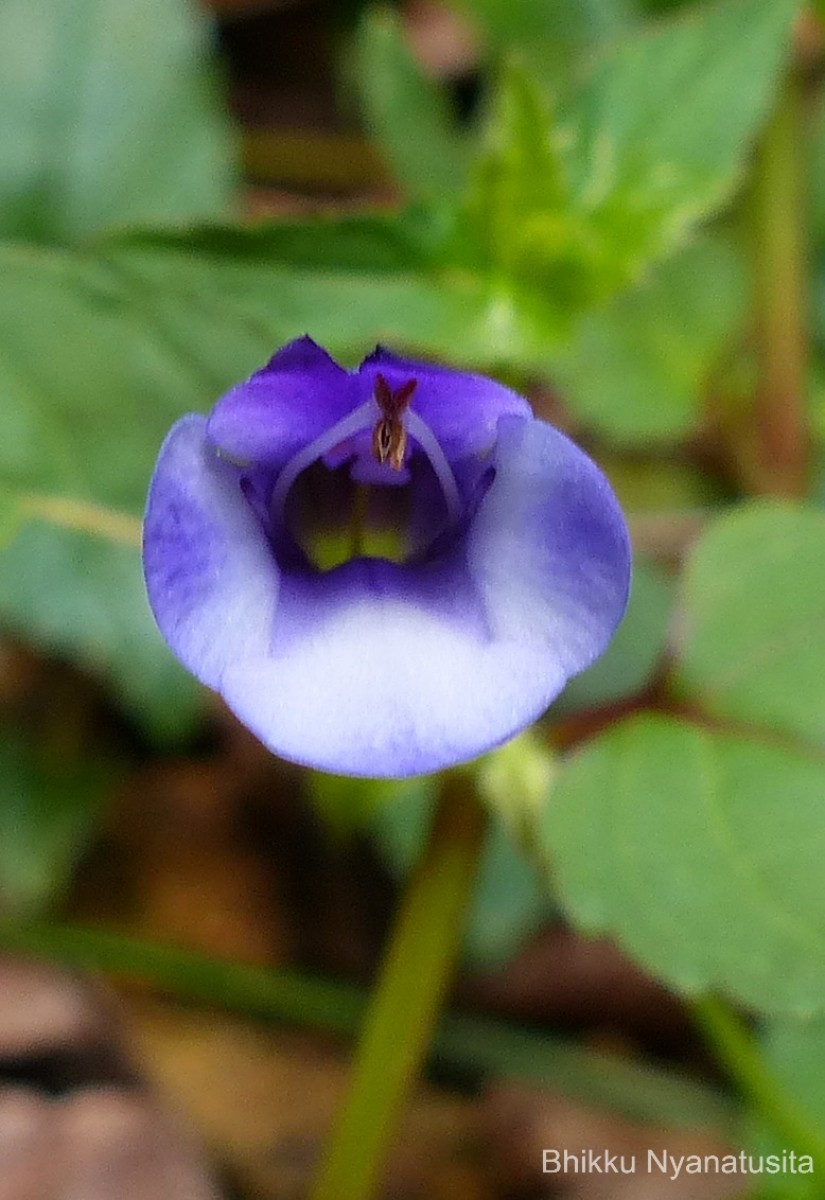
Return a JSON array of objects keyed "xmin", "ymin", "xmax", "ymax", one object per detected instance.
[
  {"xmin": 308, "ymin": 775, "xmax": 487, "ymax": 1200},
  {"xmin": 750, "ymin": 69, "xmax": 809, "ymax": 497},
  {"xmin": 693, "ymin": 996, "xmax": 825, "ymax": 1172},
  {"xmin": 0, "ymin": 917, "xmax": 363, "ymax": 1033},
  {"xmin": 0, "ymin": 918, "xmax": 736, "ymax": 1133}
]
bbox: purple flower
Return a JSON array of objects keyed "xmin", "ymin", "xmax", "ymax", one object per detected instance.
[{"xmin": 143, "ymin": 337, "xmax": 630, "ymax": 777}]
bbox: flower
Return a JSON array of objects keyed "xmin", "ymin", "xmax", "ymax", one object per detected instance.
[{"xmin": 143, "ymin": 337, "xmax": 630, "ymax": 777}]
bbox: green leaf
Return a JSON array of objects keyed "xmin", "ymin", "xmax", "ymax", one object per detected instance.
[
  {"xmin": 465, "ymin": 821, "xmax": 556, "ymax": 965},
  {"xmin": 0, "ymin": 726, "xmax": 112, "ymax": 915},
  {"xmin": 0, "ymin": 526, "xmax": 204, "ymax": 741},
  {"xmin": 355, "ymin": 8, "xmax": 472, "ymax": 198},
  {"xmin": 448, "ymin": 0, "xmax": 636, "ymax": 75},
  {"xmin": 463, "ymin": 0, "xmax": 792, "ymax": 312},
  {"xmin": 100, "ymin": 215, "xmax": 564, "ymax": 370},
  {"xmin": 0, "ymin": 0, "xmax": 235, "ymax": 243},
  {"xmin": 0, "ymin": 489, "xmax": 25, "ymax": 549},
  {"xmin": 746, "ymin": 1017, "xmax": 825, "ymax": 1196},
  {"xmin": 0, "ymin": 240, "xmax": 207, "ymax": 737},
  {"xmin": 553, "ymin": 558, "xmax": 673, "ymax": 716},
  {"xmin": 761, "ymin": 1018, "xmax": 825, "ymax": 1133},
  {"xmin": 553, "ymin": 237, "xmax": 747, "ymax": 443},
  {"xmin": 464, "ymin": 65, "xmax": 600, "ymax": 310},
  {"xmin": 544, "ymin": 713, "xmax": 825, "ymax": 1016},
  {"xmin": 558, "ymin": 0, "xmax": 799, "ymax": 282},
  {"xmin": 674, "ymin": 501, "xmax": 825, "ymax": 749}
]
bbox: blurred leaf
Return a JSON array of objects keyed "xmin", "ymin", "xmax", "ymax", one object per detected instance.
[
  {"xmin": 0, "ymin": 490, "xmax": 25, "ymax": 549},
  {"xmin": 464, "ymin": 65, "xmax": 594, "ymax": 309},
  {"xmin": 544, "ymin": 712, "xmax": 825, "ymax": 1015},
  {"xmin": 0, "ymin": 245, "xmax": 199, "ymax": 513},
  {"xmin": 605, "ymin": 458, "xmax": 726, "ymax": 512},
  {"xmin": 465, "ymin": 821, "xmax": 555, "ymax": 965},
  {"xmin": 463, "ymin": 0, "xmax": 793, "ymax": 316},
  {"xmin": 674, "ymin": 501, "xmax": 825, "ymax": 749},
  {"xmin": 806, "ymin": 90, "xmax": 825, "ymax": 257},
  {"xmin": 747, "ymin": 1017, "xmax": 825, "ymax": 1195},
  {"xmin": 448, "ymin": 0, "xmax": 636, "ymax": 75},
  {"xmin": 0, "ymin": 0, "xmax": 235, "ymax": 243},
  {"xmin": 553, "ymin": 237, "xmax": 747, "ymax": 443},
  {"xmin": 101, "ymin": 215, "xmax": 565, "ymax": 371},
  {"xmin": 307, "ymin": 773, "xmax": 426, "ymax": 841},
  {"xmin": 0, "ymin": 240, "xmax": 206, "ymax": 737},
  {"xmin": 0, "ymin": 527, "xmax": 204, "ymax": 740},
  {"xmin": 553, "ymin": 558, "xmax": 673, "ymax": 716},
  {"xmin": 356, "ymin": 8, "xmax": 472, "ymax": 198},
  {"xmin": 556, "ymin": 0, "xmax": 799, "ymax": 286},
  {"xmin": 0, "ymin": 726, "xmax": 112, "ymax": 915},
  {"xmin": 761, "ymin": 1018, "xmax": 825, "ymax": 1130}
]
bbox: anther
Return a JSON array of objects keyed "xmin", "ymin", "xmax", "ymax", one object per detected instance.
[
  {"xmin": 270, "ymin": 373, "xmax": 461, "ymax": 535},
  {"xmin": 371, "ymin": 375, "xmax": 417, "ymax": 471}
]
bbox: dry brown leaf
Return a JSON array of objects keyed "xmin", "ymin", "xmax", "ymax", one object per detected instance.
[
  {"xmin": 124, "ymin": 997, "xmax": 483, "ymax": 1200},
  {"xmin": 482, "ymin": 1084, "xmax": 744, "ymax": 1200}
]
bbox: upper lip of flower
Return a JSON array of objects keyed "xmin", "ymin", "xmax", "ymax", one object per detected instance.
[{"xmin": 143, "ymin": 336, "xmax": 631, "ymax": 778}]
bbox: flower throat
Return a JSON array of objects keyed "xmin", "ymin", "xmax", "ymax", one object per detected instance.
[{"xmin": 272, "ymin": 374, "xmax": 462, "ymax": 571}]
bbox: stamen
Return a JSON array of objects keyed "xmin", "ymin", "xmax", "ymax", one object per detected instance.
[
  {"xmin": 372, "ymin": 417, "xmax": 407, "ymax": 470},
  {"xmin": 270, "ymin": 379, "xmax": 463, "ymax": 539},
  {"xmin": 405, "ymin": 409, "xmax": 462, "ymax": 526},
  {"xmin": 371, "ymin": 375, "xmax": 415, "ymax": 472},
  {"xmin": 375, "ymin": 374, "xmax": 416, "ymax": 419},
  {"xmin": 270, "ymin": 398, "xmax": 376, "ymax": 526},
  {"xmin": 372, "ymin": 375, "xmax": 461, "ymax": 520}
]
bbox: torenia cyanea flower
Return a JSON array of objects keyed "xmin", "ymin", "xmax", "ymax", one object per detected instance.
[{"xmin": 143, "ymin": 337, "xmax": 630, "ymax": 777}]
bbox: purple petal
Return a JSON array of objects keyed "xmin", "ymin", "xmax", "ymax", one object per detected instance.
[
  {"xmin": 359, "ymin": 347, "xmax": 532, "ymax": 458},
  {"xmin": 144, "ymin": 413, "xmax": 628, "ymax": 777},
  {"xmin": 219, "ymin": 555, "xmax": 566, "ymax": 777},
  {"xmin": 467, "ymin": 415, "xmax": 631, "ymax": 677},
  {"xmin": 207, "ymin": 336, "xmax": 355, "ymax": 469},
  {"xmin": 143, "ymin": 415, "xmax": 280, "ymax": 688}
]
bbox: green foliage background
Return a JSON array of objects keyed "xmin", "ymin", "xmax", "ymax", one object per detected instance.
[{"xmin": 3, "ymin": 0, "xmax": 825, "ymax": 1172}]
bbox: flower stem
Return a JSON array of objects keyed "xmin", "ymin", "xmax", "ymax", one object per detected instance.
[
  {"xmin": 692, "ymin": 996, "xmax": 825, "ymax": 1170},
  {"xmin": 308, "ymin": 774, "xmax": 487, "ymax": 1200},
  {"xmin": 749, "ymin": 67, "xmax": 809, "ymax": 497}
]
